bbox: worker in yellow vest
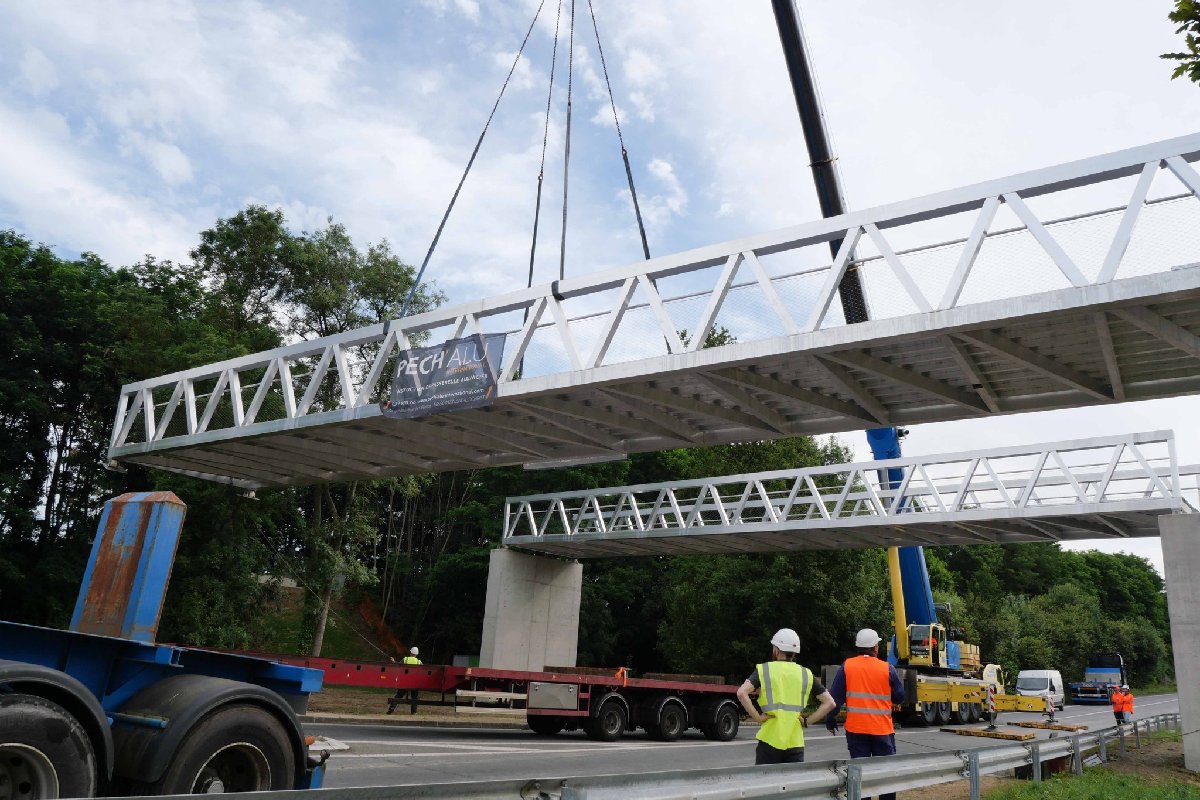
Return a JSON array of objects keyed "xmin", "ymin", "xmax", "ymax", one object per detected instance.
[
  {"xmin": 737, "ymin": 628, "xmax": 836, "ymax": 764},
  {"xmin": 826, "ymin": 629, "xmax": 906, "ymax": 800},
  {"xmin": 402, "ymin": 646, "xmax": 422, "ymax": 714}
]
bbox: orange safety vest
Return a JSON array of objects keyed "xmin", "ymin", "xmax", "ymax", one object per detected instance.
[
  {"xmin": 843, "ymin": 655, "xmax": 894, "ymax": 736},
  {"xmin": 1112, "ymin": 690, "xmax": 1130, "ymax": 712}
]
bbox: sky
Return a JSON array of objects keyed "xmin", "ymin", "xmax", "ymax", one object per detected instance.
[{"xmin": 2, "ymin": 1, "xmax": 1198, "ymax": 574}]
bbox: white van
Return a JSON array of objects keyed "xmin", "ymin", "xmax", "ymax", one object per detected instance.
[{"xmin": 1015, "ymin": 669, "xmax": 1065, "ymax": 709}]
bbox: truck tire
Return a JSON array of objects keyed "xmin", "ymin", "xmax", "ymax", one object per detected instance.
[
  {"xmin": 949, "ymin": 703, "xmax": 969, "ymax": 725},
  {"xmin": 700, "ymin": 702, "xmax": 740, "ymax": 741},
  {"xmin": 584, "ymin": 699, "xmax": 627, "ymax": 742},
  {"xmin": 0, "ymin": 694, "xmax": 97, "ymax": 799},
  {"xmin": 647, "ymin": 701, "xmax": 687, "ymax": 742},
  {"xmin": 527, "ymin": 715, "xmax": 565, "ymax": 736},
  {"xmin": 146, "ymin": 704, "xmax": 295, "ymax": 794},
  {"xmin": 967, "ymin": 703, "xmax": 982, "ymax": 723}
]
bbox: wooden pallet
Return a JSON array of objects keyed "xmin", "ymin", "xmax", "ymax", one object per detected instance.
[
  {"xmin": 941, "ymin": 727, "xmax": 1036, "ymax": 741},
  {"xmin": 1010, "ymin": 721, "xmax": 1088, "ymax": 731}
]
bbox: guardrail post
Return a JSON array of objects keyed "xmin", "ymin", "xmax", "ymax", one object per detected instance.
[
  {"xmin": 1029, "ymin": 742, "xmax": 1042, "ymax": 783},
  {"xmin": 1134, "ymin": 719, "xmax": 1142, "ymax": 748},
  {"xmin": 1099, "ymin": 731, "xmax": 1107, "ymax": 762},
  {"xmin": 1118, "ymin": 724, "xmax": 1127, "ymax": 756},
  {"xmin": 968, "ymin": 751, "xmax": 981, "ymax": 800},
  {"xmin": 1072, "ymin": 734, "xmax": 1083, "ymax": 775},
  {"xmin": 847, "ymin": 763, "xmax": 862, "ymax": 800}
]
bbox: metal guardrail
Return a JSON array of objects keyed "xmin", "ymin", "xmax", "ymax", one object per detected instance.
[
  {"xmin": 109, "ymin": 134, "xmax": 1200, "ymax": 459},
  {"xmin": 119, "ymin": 713, "xmax": 1181, "ymax": 800},
  {"xmin": 504, "ymin": 431, "xmax": 1192, "ymax": 542}
]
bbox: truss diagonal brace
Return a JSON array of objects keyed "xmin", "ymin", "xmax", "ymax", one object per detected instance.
[
  {"xmin": 827, "ymin": 350, "xmax": 989, "ymax": 414},
  {"xmin": 955, "ymin": 330, "xmax": 1113, "ymax": 401}
]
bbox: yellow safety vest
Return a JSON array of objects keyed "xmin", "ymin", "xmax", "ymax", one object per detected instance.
[
  {"xmin": 755, "ymin": 660, "xmax": 814, "ymax": 750},
  {"xmin": 403, "ymin": 655, "xmax": 422, "ymax": 665}
]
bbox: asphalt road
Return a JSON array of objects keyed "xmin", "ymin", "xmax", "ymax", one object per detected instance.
[{"xmin": 308, "ymin": 693, "xmax": 1179, "ymax": 789}]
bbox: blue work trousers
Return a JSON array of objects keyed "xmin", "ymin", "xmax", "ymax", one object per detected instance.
[{"xmin": 845, "ymin": 731, "xmax": 896, "ymax": 800}]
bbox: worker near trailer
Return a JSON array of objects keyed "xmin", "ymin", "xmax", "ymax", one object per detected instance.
[
  {"xmin": 736, "ymin": 628, "xmax": 837, "ymax": 764},
  {"xmin": 402, "ymin": 646, "xmax": 423, "ymax": 714},
  {"xmin": 825, "ymin": 629, "xmax": 906, "ymax": 800},
  {"xmin": 1112, "ymin": 684, "xmax": 1134, "ymax": 724}
]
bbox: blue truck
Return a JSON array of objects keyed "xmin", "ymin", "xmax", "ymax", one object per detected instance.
[
  {"xmin": 0, "ymin": 492, "xmax": 326, "ymax": 798},
  {"xmin": 1068, "ymin": 653, "xmax": 1127, "ymax": 704}
]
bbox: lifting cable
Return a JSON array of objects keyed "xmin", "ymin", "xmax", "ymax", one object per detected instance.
[
  {"xmin": 398, "ymin": 0, "xmax": 549, "ymax": 320},
  {"xmin": 587, "ymin": 0, "xmax": 651, "ymax": 260},
  {"xmin": 557, "ymin": 0, "xmax": 577, "ymax": 281},
  {"xmin": 526, "ymin": 0, "xmax": 566, "ymax": 294}
]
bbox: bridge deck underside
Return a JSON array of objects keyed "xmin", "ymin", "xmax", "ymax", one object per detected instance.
[
  {"xmin": 503, "ymin": 503, "xmax": 1178, "ymax": 558},
  {"xmin": 120, "ymin": 269, "xmax": 1200, "ymax": 488}
]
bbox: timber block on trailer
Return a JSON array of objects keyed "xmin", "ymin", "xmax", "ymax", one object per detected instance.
[
  {"xmin": 941, "ymin": 727, "xmax": 1036, "ymax": 741},
  {"xmin": 1010, "ymin": 721, "xmax": 1088, "ymax": 731}
]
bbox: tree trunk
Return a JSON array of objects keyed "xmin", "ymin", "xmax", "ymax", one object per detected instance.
[{"xmin": 310, "ymin": 579, "xmax": 334, "ymax": 657}]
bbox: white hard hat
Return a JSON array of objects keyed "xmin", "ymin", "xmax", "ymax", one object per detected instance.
[
  {"xmin": 855, "ymin": 628, "xmax": 882, "ymax": 648},
  {"xmin": 410, "ymin": 646, "xmax": 419, "ymax": 656},
  {"xmin": 1121, "ymin": 684, "xmax": 1129, "ymax": 690},
  {"xmin": 770, "ymin": 628, "xmax": 802, "ymax": 653}
]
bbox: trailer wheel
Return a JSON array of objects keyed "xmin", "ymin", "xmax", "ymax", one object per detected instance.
[
  {"xmin": 585, "ymin": 700, "xmax": 627, "ymax": 742},
  {"xmin": 700, "ymin": 702, "xmax": 740, "ymax": 742},
  {"xmin": 648, "ymin": 701, "xmax": 687, "ymax": 742},
  {"xmin": 527, "ymin": 715, "xmax": 565, "ymax": 736},
  {"xmin": 148, "ymin": 704, "xmax": 294, "ymax": 794},
  {"xmin": 967, "ymin": 703, "xmax": 982, "ymax": 723},
  {"xmin": 949, "ymin": 703, "xmax": 969, "ymax": 725},
  {"xmin": 0, "ymin": 694, "xmax": 97, "ymax": 799}
]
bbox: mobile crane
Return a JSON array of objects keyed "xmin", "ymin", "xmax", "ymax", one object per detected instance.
[{"xmin": 772, "ymin": 2, "xmax": 1045, "ymax": 727}]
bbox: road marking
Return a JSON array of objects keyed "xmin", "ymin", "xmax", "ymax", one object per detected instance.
[{"xmin": 332, "ymin": 739, "xmax": 748, "ymax": 758}]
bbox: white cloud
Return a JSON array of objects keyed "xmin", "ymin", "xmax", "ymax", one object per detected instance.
[
  {"xmin": 419, "ymin": 0, "xmax": 480, "ymax": 22},
  {"xmin": 140, "ymin": 137, "xmax": 194, "ymax": 186},
  {"xmin": 496, "ymin": 51, "xmax": 536, "ymax": 92},
  {"xmin": 639, "ymin": 157, "xmax": 687, "ymax": 228},
  {"xmin": 19, "ymin": 47, "xmax": 58, "ymax": 96}
]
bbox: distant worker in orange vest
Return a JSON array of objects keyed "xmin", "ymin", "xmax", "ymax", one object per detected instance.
[
  {"xmin": 826, "ymin": 629, "xmax": 906, "ymax": 800},
  {"xmin": 736, "ymin": 628, "xmax": 837, "ymax": 764},
  {"xmin": 1112, "ymin": 684, "xmax": 1134, "ymax": 724}
]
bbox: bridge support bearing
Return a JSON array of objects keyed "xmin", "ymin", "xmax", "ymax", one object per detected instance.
[
  {"xmin": 1161, "ymin": 514, "xmax": 1200, "ymax": 772},
  {"xmin": 480, "ymin": 549, "xmax": 582, "ymax": 671}
]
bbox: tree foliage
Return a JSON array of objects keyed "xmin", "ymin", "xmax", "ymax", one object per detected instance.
[{"xmin": 1164, "ymin": 0, "xmax": 1200, "ymax": 83}]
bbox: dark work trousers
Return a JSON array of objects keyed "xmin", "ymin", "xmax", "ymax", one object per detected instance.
[
  {"xmin": 845, "ymin": 731, "xmax": 897, "ymax": 800},
  {"xmin": 754, "ymin": 740, "xmax": 805, "ymax": 764},
  {"xmin": 408, "ymin": 689, "xmax": 419, "ymax": 714}
]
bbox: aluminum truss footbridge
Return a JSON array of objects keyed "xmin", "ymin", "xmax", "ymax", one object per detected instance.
[
  {"xmin": 109, "ymin": 135, "xmax": 1200, "ymax": 488},
  {"xmin": 502, "ymin": 432, "xmax": 1199, "ymax": 557}
]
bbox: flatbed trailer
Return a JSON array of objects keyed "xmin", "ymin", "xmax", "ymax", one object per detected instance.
[{"xmin": 265, "ymin": 656, "xmax": 742, "ymax": 743}]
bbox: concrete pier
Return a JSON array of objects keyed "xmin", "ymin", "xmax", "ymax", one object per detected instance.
[
  {"xmin": 1161, "ymin": 514, "xmax": 1200, "ymax": 771},
  {"xmin": 479, "ymin": 548, "xmax": 582, "ymax": 671}
]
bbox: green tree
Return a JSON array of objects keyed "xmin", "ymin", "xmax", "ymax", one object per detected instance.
[{"xmin": 1164, "ymin": 0, "xmax": 1200, "ymax": 82}]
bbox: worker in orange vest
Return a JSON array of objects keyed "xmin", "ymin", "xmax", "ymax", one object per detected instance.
[
  {"xmin": 826, "ymin": 629, "xmax": 906, "ymax": 800},
  {"xmin": 1111, "ymin": 684, "xmax": 1134, "ymax": 724}
]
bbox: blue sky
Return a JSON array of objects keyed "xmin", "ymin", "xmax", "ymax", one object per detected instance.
[{"xmin": 2, "ymin": 0, "xmax": 1199, "ymax": 572}]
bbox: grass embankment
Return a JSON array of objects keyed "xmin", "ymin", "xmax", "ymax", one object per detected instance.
[{"xmin": 983, "ymin": 731, "xmax": 1198, "ymax": 800}]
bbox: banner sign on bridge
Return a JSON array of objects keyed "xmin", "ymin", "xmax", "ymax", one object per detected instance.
[{"xmin": 380, "ymin": 333, "xmax": 506, "ymax": 420}]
